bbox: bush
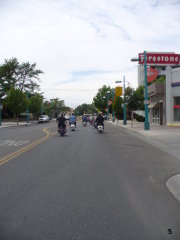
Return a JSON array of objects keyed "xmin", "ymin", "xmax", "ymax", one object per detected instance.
[{"xmin": 133, "ymin": 113, "xmax": 145, "ymax": 122}]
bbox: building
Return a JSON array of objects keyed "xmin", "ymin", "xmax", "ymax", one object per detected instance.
[{"xmin": 137, "ymin": 52, "xmax": 180, "ymax": 126}]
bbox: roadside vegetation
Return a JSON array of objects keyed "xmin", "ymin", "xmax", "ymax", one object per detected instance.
[
  {"xmin": 75, "ymin": 85, "xmax": 145, "ymax": 121},
  {"xmin": 0, "ymin": 58, "xmax": 70, "ymax": 123}
]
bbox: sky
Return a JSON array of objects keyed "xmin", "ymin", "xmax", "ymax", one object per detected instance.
[{"xmin": 1, "ymin": 0, "xmax": 180, "ymax": 108}]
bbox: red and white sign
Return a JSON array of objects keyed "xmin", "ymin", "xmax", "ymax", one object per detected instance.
[
  {"xmin": 139, "ymin": 52, "xmax": 180, "ymax": 65},
  {"xmin": 147, "ymin": 67, "xmax": 158, "ymax": 83},
  {"xmin": 174, "ymin": 105, "xmax": 180, "ymax": 109}
]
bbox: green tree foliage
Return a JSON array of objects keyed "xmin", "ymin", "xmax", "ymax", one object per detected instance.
[
  {"xmin": 93, "ymin": 85, "xmax": 112, "ymax": 113},
  {"xmin": 4, "ymin": 87, "xmax": 27, "ymax": 124},
  {"xmin": 29, "ymin": 93, "xmax": 43, "ymax": 118},
  {"xmin": 153, "ymin": 76, "xmax": 165, "ymax": 83},
  {"xmin": 74, "ymin": 103, "xmax": 97, "ymax": 116},
  {"xmin": 0, "ymin": 58, "xmax": 19, "ymax": 98},
  {"xmin": 124, "ymin": 86, "xmax": 144, "ymax": 119},
  {"xmin": 50, "ymin": 98, "xmax": 66, "ymax": 118},
  {"xmin": 17, "ymin": 62, "xmax": 43, "ymax": 92},
  {"xmin": 113, "ymin": 96, "xmax": 123, "ymax": 119},
  {"xmin": 0, "ymin": 58, "xmax": 43, "ymax": 96},
  {"xmin": 42, "ymin": 100, "xmax": 51, "ymax": 116}
]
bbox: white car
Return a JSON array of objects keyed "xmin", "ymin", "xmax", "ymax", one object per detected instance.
[
  {"xmin": 65, "ymin": 115, "xmax": 70, "ymax": 120},
  {"xmin": 38, "ymin": 115, "xmax": 50, "ymax": 123}
]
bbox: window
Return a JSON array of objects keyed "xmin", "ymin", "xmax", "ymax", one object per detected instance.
[
  {"xmin": 152, "ymin": 107, "xmax": 160, "ymax": 124},
  {"xmin": 174, "ymin": 97, "xmax": 180, "ymax": 121}
]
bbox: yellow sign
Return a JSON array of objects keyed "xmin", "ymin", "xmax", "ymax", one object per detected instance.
[{"xmin": 115, "ymin": 86, "xmax": 123, "ymax": 96}]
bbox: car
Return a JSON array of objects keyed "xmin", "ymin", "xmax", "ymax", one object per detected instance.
[
  {"xmin": 65, "ymin": 115, "xmax": 70, "ymax": 120},
  {"xmin": 38, "ymin": 115, "xmax": 50, "ymax": 123}
]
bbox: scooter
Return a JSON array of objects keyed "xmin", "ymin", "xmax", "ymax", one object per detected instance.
[
  {"xmin": 58, "ymin": 126, "xmax": 66, "ymax": 136},
  {"xmin": 83, "ymin": 121, "xmax": 87, "ymax": 127},
  {"xmin": 93, "ymin": 122, "xmax": 97, "ymax": 129},
  {"xmin": 97, "ymin": 124, "xmax": 104, "ymax": 133},
  {"xmin": 70, "ymin": 123, "xmax": 75, "ymax": 131}
]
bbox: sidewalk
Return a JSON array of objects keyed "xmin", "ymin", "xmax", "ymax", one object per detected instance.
[
  {"xmin": 0, "ymin": 121, "xmax": 38, "ymax": 128},
  {"xmin": 108, "ymin": 119, "xmax": 180, "ymax": 203},
  {"xmin": 109, "ymin": 119, "xmax": 180, "ymax": 160}
]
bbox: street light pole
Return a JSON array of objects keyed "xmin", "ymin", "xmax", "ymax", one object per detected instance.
[
  {"xmin": 112, "ymin": 89, "xmax": 115, "ymax": 122},
  {"xmin": 106, "ymin": 91, "xmax": 110, "ymax": 120},
  {"xmin": 0, "ymin": 96, "xmax": 2, "ymax": 127},
  {"xmin": 144, "ymin": 51, "xmax": 150, "ymax": 130},
  {"xmin": 107, "ymin": 95, "xmax": 109, "ymax": 120},
  {"xmin": 26, "ymin": 91, "xmax": 29, "ymax": 124},
  {"xmin": 0, "ymin": 81, "xmax": 8, "ymax": 127},
  {"xmin": 123, "ymin": 76, "xmax": 127, "ymax": 125},
  {"xmin": 115, "ymin": 78, "xmax": 127, "ymax": 125},
  {"xmin": 131, "ymin": 51, "xmax": 150, "ymax": 130}
]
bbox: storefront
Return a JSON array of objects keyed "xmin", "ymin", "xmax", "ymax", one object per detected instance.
[
  {"xmin": 174, "ymin": 97, "xmax": 180, "ymax": 121},
  {"xmin": 148, "ymin": 82, "xmax": 165, "ymax": 125},
  {"xmin": 138, "ymin": 52, "xmax": 180, "ymax": 126}
]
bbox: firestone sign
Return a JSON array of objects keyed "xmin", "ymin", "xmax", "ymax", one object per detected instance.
[{"xmin": 138, "ymin": 52, "xmax": 180, "ymax": 65}]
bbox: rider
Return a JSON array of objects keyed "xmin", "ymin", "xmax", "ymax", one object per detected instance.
[
  {"xmin": 69, "ymin": 113, "xmax": 77, "ymax": 127},
  {"xmin": 93, "ymin": 113, "xmax": 97, "ymax": 122},
  {"xmin": 57, "ymin": 113, "xmax": 66, "ymax": 130},
  {"xmin": 96, "ymin": 113, "xmax": 104, "ymax": 129},
  {"xmin": 82, "ymin": 114, "xmax": 87, "ymax": 123},
  {"xmin": 89, "ymin": 114, "xmax": 93, "ymax": 125}
]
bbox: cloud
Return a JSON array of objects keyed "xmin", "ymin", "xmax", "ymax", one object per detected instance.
[{"xmin": 0, "ymin": 0, "xmax": 180, "ymax": 108}]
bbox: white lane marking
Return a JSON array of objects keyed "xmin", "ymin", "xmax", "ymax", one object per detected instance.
[{"xmin": 0, "ymin": 140, "xmax": 29, "ymax": 147}]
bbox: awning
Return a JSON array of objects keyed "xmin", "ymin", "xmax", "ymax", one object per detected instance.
[
  {"xmin": 133, "ymin": 110, "xmax": 145, "ymax": 117},
  {"xmin": 148, "ymin": 102, "xmax": 158, "ymax": 109},
  {"xmin": 174, "ymin": 105, "xmax": 180, "ymax": 109}
]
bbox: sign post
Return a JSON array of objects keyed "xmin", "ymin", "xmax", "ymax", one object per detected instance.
[{"xmin": 144, "ymin": 51, "xmax": 150, "ymax": 130}]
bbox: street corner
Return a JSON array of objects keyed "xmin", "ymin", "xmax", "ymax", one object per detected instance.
[{"xmin": 166, "ymin": 174, "xmax": 180, "ymax": 203}]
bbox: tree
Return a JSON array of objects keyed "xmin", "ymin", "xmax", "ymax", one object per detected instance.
[
  {"xmin": 0, "ymin": 58, "xmax": 19, "ymax": 98},
  {"xmin": 124, "ymin": 86, "xmax": 144, "ymax": 119},
  {"xmin": 17, "ymin": 62, "xmax": 43, "ymax": 92},
  {"xmin": 50, "ymin": 98, "xmax": 66, "ymax": 118},
  {"xmin": 74, "ymin": 103, "xmax": 97, "ymax": 116},
  {"xmin": 113, "ymin": 96, "xmax": 123, "ymax": 119},
  {"xmin": 4, "ymin": 87, "xmax": 27, "ymax": 125},
  {"xmin": 0, "ymin": 58, "xmax": 43, "ymax": 96},
  {"xmin": 29, "ymin": 93, "xmax": 43, "ymax": 118},
  {"xmin": 42, "ymin": 100, "xmax": 51, "ymax": 117},
  {"xmin": 93, "ymin": 85, "xmax": 112, "ymax": 113}
]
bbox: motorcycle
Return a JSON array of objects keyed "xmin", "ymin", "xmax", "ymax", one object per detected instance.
[
  {"xmin": 93, "ymin": 122, "xmax": 97, "ymax": 129},
  {"xmin": 89, "ymin": 119, "xmax": 93, "ymax": 126},
  {"xmin": 97, "ymin": 123, "xmax": 104, "ymax": 133},
  {"xmin": 58, "ymin": 126, "xmax": 66, "ymax": 136},
  {"xmin": 83, "ymin": 121, "xmax": 87, "ymax": 127},
  {"xmin": 70, "ymin": 123, "xmax": 75, "ymax": 131}
]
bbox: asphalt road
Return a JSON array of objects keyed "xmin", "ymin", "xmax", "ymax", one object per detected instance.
[{"xmin": 0, "ymin": 121, "xmax": 180, "ymax": 240}]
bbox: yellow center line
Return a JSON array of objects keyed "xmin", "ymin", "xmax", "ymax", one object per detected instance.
[{"xmin": 0, "ymin": 127, "xmax": 55, "ymax": 166}]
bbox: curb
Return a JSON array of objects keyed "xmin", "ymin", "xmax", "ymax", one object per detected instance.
[
  {"xmin": 109, "ymin": 121, "xmax": 180, "ymax": 160},
  {"xmin": 166, "ymin": 174, "xmax": 180, "ymax": 203},
  {"xmin": 108, "ymin": 121, "xmax": 180, "ymax": 204},
  {"xmin": 0, "ymin": 122, "xmax": 38, "ymax": 129}
]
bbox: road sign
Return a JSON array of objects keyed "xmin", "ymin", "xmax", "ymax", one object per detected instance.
[
  {"xmin": 115, "ymin": 87, "xmax": 123, "ymax": 97},
  {"xmin": 147, "ymin": 67, "xmax": 158, "ymax": 83},
  {"xmin": 138, "ymin": 52, "xmax": 180, "ymax": 66}
]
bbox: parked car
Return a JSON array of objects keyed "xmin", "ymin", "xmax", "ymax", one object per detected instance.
[
  {"xmin": 38, "ymin": 115, "xmax": 50, "ymax": 123},
  {"xmin": 65, "ymin": 115, "xmax": 70, "ymax": 120}
]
